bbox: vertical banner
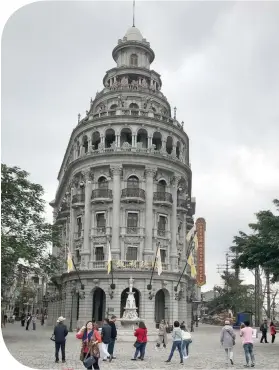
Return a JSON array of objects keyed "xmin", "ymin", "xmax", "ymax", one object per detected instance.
[{"xmin": 196, "ymin": 218, "xmax": 206, "ymax": 286}]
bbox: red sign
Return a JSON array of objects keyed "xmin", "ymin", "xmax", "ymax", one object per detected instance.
[{"xmin": 196, "ymin": 218, "xmax": 206, "ymax": 286}]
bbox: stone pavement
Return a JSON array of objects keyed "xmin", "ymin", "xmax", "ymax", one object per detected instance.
[{"xmin": 1, "ymin": 323, "xmax": 278, "ymax": 369}]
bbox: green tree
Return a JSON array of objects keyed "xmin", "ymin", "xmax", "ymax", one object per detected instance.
[
  {"xmin": 231, "ymin": 199, "xmax": 279, "ymax": 282},
  {"xmin": 1, "ymin": 164, "xmax": 61, "ymax": 294},
  {"xmin": 206, "ymin": 272, "xmax": 254, "ymax": 316}
]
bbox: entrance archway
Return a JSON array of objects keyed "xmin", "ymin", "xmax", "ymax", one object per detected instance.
[
  {"xmin": 92, "ymin": 288, "xmax": 106, "ymax": 322},
  {"xmin": 155, "ymin": 289, "xmax": 170, "ymax": 324},
  {"xmin": 120, "ymin": 288, "xmax": 140, "ymax": 317}
]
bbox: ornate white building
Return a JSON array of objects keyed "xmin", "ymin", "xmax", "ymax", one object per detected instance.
[{"xmin": 49, "ymin": 25, "xmax": 197, "ymax": 329}]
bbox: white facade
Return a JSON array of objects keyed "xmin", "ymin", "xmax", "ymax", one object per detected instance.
[{"xmin": 49, "ymin": 26, "xmax": 197, "ymax": 329}]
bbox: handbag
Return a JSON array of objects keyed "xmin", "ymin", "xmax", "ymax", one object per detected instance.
[
  {"xmin": 83, "ymin": 352, "xmax": 95, "ymax": 369},
  {"xmin": 50, "ymin": 334, "xmax": 55, "ymax": 342}
]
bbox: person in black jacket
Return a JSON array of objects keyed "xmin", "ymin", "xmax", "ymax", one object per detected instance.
[
  {"xmin": 108, "ymin": 315, "xmax": 117, "ymax": 361},
  {"xmin": 101, "ymin": 318, "xmax": 112, "ymax": 361},
  {"xmin": 53, "ymin": 316, "xmax": 68, "ymax": 363}
]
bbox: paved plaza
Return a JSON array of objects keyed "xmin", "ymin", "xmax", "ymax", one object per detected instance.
[{"xmin": 2, "ymin": 323, "xmax": 278, "ymax": 369}]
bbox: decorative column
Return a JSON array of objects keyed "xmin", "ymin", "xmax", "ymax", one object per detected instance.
[
  {"xmin": 181, "ymin": 213, "xmax": 187, "ymax": 264},
  {"xmin": 144, "ymin": 167, "xmax": 156, "ymax": 261},
  {"xmin": 116, "ymin": 134, "xmax": 120, "ymax": 147},
  {"xmin": 80, "ymin": 170, "xmax": 93, "ymax": 269},
  {"xmin": 111, "ymin": 165, "xmax": 122, "ymax": 259},
  {"xmin": 170, "ymin": 176, "xmax": 179, "ymax": 270},
  {"xmin": 148, "ymin": 136, "xmax": 152, "ymax": 148},
  {"xmin": 69, "ymin": 187, "xmax": 75, "ymax": 254}
]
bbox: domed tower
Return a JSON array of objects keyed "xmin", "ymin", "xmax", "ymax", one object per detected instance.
[{"xmin": 51, "ymin": 25, "xmax": 196, "ymax": 329}]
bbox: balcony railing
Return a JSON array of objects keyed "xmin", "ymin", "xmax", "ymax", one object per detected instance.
[
  {"xmin": 91, "ymin": 189, "xmax": 113, "ymax": 200},
  {"xmin": 91, "ymin": 227, "xmax": 112, "ymax": 237},
  {"xmin": 120, "ymin": 227, "xmax": 145, "ymax": 236},
  {"xmin": 91, "ymin": 261, "xmax": 106, "ymax": 269},
  {"xmin": 153, "ymin": 192, "xmax": 173, "ymax": 204},
  {"xmin": 72, "ymin": 194, "xmax": 85, "ymax": 205},
  {"xmin": 153, "ymin": 229, "xmax": 171, "ymax": 239},
  {"xmin": 74, "ymin": 231, "xmax": 84, "ymax": 240},
  {"xmin": 60, "ymin": 202, "xmax": 70, "ymax": 213},
  {"xmin": 121, "ymin": 188, "xmax": 146, "ymax": 201},
  {"xmin": 90, "ymin": 260, "xmax": 169, "ymax": 271},
  {"xmin": 177, "ymin": 199, "xmax": 188, "ymax": 210}
]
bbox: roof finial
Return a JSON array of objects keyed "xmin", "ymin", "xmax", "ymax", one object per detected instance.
[{"xmin": 133, "ymin": 0, "xmax": 135, "ymax": 27}]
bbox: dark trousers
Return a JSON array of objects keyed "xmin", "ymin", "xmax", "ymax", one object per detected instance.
[
  {"xmin": 133, "ymin": 342, "xmax": 146, "ymax": 360},
  {"xmin": 83, "ymin": 353, "xmax": 99, "ymax": 370},
  {"xmin": 26, "ymin": 320, "xmax": 30, "ymax": 330},
  {"xmin": 108, "ymin": 339, "xmax": 115, "ymax": 355},
  {"xmin": 260, "ymin": 331, "xmax": 268, "ymax": 343},
  {"xmin": 21, "ymin": 320, "xmax": 25, "ymax": 327},
  {"xmin": 167, "ymin": 341, "xmax": 183, "ymax": 362},
  {"xmin": 55, "ymin": 341, "xmax": 65, "ymax": 361},
  {"xmin": 271, "ymin": 334, "xmax": 275, "ymax": 343}
]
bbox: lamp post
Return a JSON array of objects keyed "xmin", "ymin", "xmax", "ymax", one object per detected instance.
[{"xmin": 68, "ymin": 283, "xmax": 85, "ymax": 332}]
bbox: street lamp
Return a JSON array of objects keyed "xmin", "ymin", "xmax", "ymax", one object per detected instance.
[{"xmin": 68, "ymin": 284, "xmax": 85, "ymax": 332}]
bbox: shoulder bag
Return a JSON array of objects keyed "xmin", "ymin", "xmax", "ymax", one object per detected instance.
[
  {"xmin": 50, "ymin": 333, "xmax": 55, "ymax": 342},
  {"xmin": 226, "ymin": 329, "xmax": 235, "ymax": 346}
]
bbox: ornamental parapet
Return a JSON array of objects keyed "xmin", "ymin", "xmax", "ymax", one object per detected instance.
[{"xmin": 90, "ymin": 260, "xmax": 169, "ymax": 271}]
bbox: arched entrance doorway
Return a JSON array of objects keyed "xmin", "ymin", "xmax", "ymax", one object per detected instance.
[
  {"xmin": 92, "ymin": 288, "xmax": 106, "ymax": 323},
  {"xmin": 155, "ymin": 289, "xmax": 170, "ymax": 325},
  {"xmin": 120, "ymin": 288, "xmax": 140, "ymax": 317}
]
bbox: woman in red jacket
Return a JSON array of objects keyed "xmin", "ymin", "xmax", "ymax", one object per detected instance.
[
  {"xmin": 270, "ymin": 322, "xmax": 276, "ymax": 343},
  {"xmin": 131, "ymin": 321, "xmax": 148, "ymax": 361},
  {"xmin": 76, "ymin": 321, "xmax": 102, "ymax": 369}
]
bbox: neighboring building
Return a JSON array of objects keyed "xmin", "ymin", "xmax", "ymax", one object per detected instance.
[{"xmin": 48, "ymin": 24, "xmax": 197, "ymax": 329}]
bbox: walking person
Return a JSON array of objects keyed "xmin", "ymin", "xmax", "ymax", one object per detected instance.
[
  {"xmin": 240, "ymin": 320, "xmax": 255, "ymax": 368},
  {"xmin": 220, "ymin": 319, "xmax": 236, "ymax": 365},
  {"xmin": 53, "ymin": 316, "xmax": 68, "ymax": 363},
  {"xmin": 260, "ymin": 319, "xmax": 269, "ymax": 343},
  {"xmin": 156, "ymin": 319, "xmax": 168, "ymax": 350},
  {"xmin": 270, "ymin": 321, "xmax": 276, "ymax": 343},
  {"xmin": 181, "ymin": 324, "xmax": 192, "ymax": 359},
  {"xmin": 26, "ymin": 313, "xmax": 31, "ymax": 330},
  {"xmin": 101, "ymin": 318, "xmax": 111, "ymax": 361},
  {"xmin": 165, "ymin": 321, "xmax": 183, "ymax": 364},
  {"xmin": 21, "ymin": 313, "xmax": 26, "ymax": 327},
  {"xmin": 108, "ymin": 315, "xmax": 117, "ymax": 360},
  {"xmin": 3, "ymin": 314, "xmax": 8, "ymax": 327},
  {"xmin": 131, "ymin": 321, "xmax": 148, "ymax": 361},
  {"xmin": 32, "ymin": 314, "xmax": 37, "ymax": 330},
  {"xmin": 76, "ymin": 321, "xmax": 101, "ymax": 369}
]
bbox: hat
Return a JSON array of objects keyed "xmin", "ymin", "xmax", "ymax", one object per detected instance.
[{"xmin": 57, "ymin": 316, "xmax": 66, "ymax": 323}]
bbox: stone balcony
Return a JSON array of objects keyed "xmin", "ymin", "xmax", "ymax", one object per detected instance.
[
  {"xmin": 153, "ymin": 229, "xmax": 171, "ymax": 240},
  {"xmin": 74, "ymin": 230, "xmax": 84, "ymax": 241},
  {"xmin": 120, "ymin": 226, "xmax": 145, "ymax": 236},
  {"xmin": 60, "ymin": 202, "xmax": 70, "ymax": 215},
  {"xmin": 91, "ymin": 227, "xmax": 112, "ymax": 237},
  {"xmin": 121, "ymin": 188, "xmax": 146, "ymax": 203},
  {"xmin": 177, "ymin": 199, "xmax": 188, "ymax": 212},
  {"xmin": 72, "ymin": 194, "xmax": 85, "ymax": 207},
  {"xmin": 91, "ymin": 189, "xmax": 113, "ymax": 203},
  {"xmin": 153, "ymin": 191, "xmax": 173, "ymax": 207}
]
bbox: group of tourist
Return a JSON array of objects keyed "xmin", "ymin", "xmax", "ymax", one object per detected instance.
[{"xmin": 220, "ymin": 318, "xmax": 277, "ymax": 367}]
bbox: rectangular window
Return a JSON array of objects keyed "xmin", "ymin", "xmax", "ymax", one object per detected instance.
[
  {"xmin": 160, "ymin": 249, "xmax": 166, "ymax": 263},
  {"xmin": 77, "ymin": 217, "xmax": 82, "ymax": 236},
  {"xmin": 127, "ymin": 212, "xmax": 138, "ymax": 234},
  {"xmin": 158, "ymin": 215, "xmax": 167, "ymax": 236},
  {"xmin": 76, "ymin": 249, "xmax": 81, "ymax": 262},
  {"xmin": 126, "ymin": 247, "xmax": 137, "ymax": 261},
  {"xmin": 96, "ymin": 213, "xmax": 106, "ymax": 231},
  {"xmin": 95, "ymin": 247, "xmax": 104, "ymax": 261}
]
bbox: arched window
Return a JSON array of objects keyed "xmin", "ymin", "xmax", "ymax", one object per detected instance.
[
  {"xmin": 98, "ymin": 176, "xmax": 108, "ymax": 189},
  {"xmin": 129, "ymin": 103, "xmax": 139, "ymax": 109},
  {"xmin": 127, "ymin": 175, "xmax": 139, "ymax": 188},
  {"xmin": 130, "ymin": 54, "xmax": 138, "ymax": 67},
  {"xmin": 157, "ymin": 179, "xmax": 166, "ymax": 193}
]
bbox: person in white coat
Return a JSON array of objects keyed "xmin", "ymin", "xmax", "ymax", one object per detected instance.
[
  {"xmin": 180, "ymin": 324, "xmax": 192, "ymax": 359},
  {"xmin": 220, "ymin": 319, "xmax": 236, "ymax": 365}
]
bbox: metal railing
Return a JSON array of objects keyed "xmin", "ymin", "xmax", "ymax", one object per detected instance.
[
  {"xmin": 177, "ymin": 199, "xmax": 187, "ymax": 209},
  {"xmin": 89, "ymin": 260, "xmax": 169, "ymax": 271},
  {"xmin": 153, "ymin": 229, "xmax": 171, "ymax": 239},
  {"xmin": 91, "ymin": 227, "xmax": 112, "ymax": 236},
  {"xmin": 120, "ymin": 227, "xmax": 144, "ymax": 235},
  {"xmin": 121, "ymin": 188, "xmax": 146, "ymax": 199},
  {"xmin": 72, "ymin": 194, "xmax": 85, "ymax": 204},
  {"xmin": 153, "ymin": 192, "xmax": 173, "ymax": 203},
  {"xmin": 91, "ymin": 189, "xmax": 113, "ymax": 199}
]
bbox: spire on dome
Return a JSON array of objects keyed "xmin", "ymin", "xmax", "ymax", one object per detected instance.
[{"xmin": 133, "ymin": 0, "xmax": 135, "ymax": 27}]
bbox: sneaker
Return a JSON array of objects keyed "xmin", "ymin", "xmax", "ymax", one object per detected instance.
[
  {"xmin": 112, "ymin": 357, "xmax": 116, "ymax": 359},
  {"xmin": 131, "ymin": 358, "xmax": 137, "ymax": 361},
  {"xmin": 230, "ymin": 359, "xmax": 234, "ymax": 365},
  {"xmin": 165, "ymin": 360, "xmax": 171, "ymax": 363},
  {"xmin": 184, "ymin": 356, "xmax": 189, "ymax": 359},
  {"xmin": 55, "ymin": 360, "xmax": 59, "ymax": 363},
  {"xmin": 109, "ymin": 356, "xmax": 113, "ymax": 363},
  {"xmin": 251, "ymin": 365, "xmax": 255, "ymax": 368},
  {"xmin": 180, "ymin": 361, "xmax": 183, "ymax": 364},
  {"xmin": 62, "ymin": 360, "xmax": 66, "ymax": 363}
]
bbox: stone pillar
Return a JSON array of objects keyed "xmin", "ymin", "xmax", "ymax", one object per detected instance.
[
  {"xmin": 111, "ymin": 165, "xmax": 122, "ymax": 259},
  {"xmin": 181, "ymin": 213, "xmax": 187, "ymax": 264},
  {"xmin": 170, "ymin": 176, "xmax": 179, "ymax": 270},
  {"xmin": 132, "ymin": 134, "xmax": 136, "ymax": 147},
  {"xmin": 80, "ymin": 171, "xmax": 92, "ymax": 269},
  {"xmin": 87, "ymin": 137, "xmax": 92, "ymax": 152},
  {"xmin": 144, "ymin": 167, "xmax": 156, "ymax": 260},
  {"xmin": 101, "ymin": 136, "xmax": 105, "ymax": 144},
  {"xmin": 148, "ymin": 136, "xmax": 152, "ymax": 148},
  {"xmin": 69, "ymin": 188, "xmax": 75, "ymax": 254},
  {"xmin": 116, "ymin": 135, "xmax": 120, "ymax": 147}
]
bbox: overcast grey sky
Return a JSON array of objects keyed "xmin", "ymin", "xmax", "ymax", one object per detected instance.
[{"xmin": 2, "ymin": 1, "xmax": 279, "ymax": 290}]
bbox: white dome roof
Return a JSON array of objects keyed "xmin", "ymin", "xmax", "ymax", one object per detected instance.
[{"xmin": 125, "ymin": 26, "xmax": 143, "ymax": 41}]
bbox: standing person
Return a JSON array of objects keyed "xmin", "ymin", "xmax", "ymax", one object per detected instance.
[
  {"xmin": 32, "ymin": 314, "xmax": 36, "ymax": 330},
  {"xmin": 131, "ymin": 321, "xmax": 148, "ymax": 361},
  {"xmin": 165, "ymin": 321, "xmax": 183, "ymax": 364},
  {"xmin": 3, "ymin": 314, "xmax": 8, "ymax": 327},
  {"xmin": 156, "ymin": 319, "xmax": 168, "ymax": 350},
  {"xmin": 76, "ymin": 321, "xmax": 101, "ymax": 370},
  {"xmin": 101, "ymin": 318, "xmax": 111, "ymax": 361},
  {"xmin": 53, "ymin": 316, "xmax": 68, "ymax": 363},
  {"xmin": 26, "ymin": 313, "xmax": 31, "ymax": 330},
  {"xmin": 41, "ymin": 314, "xmax": 44, "ymax": 326},
  {"xmin": 240, "ymin": 320, "xmax": 255, "ymax": 368},
  {"xmin": 220, "ymin": 319, "xmax": 236, "ymax": 365},
  {"xmin": 180, "ymin": 324, "xmax": 192, "ymax": 359},
  {"xmin": 260, "ymin": 319, "xmax": 269, "ymax": 343},
  {"xmin": 12, "ymin": 314, "xmax": 15, "ymax": 323},
  {"xmin": 108, "ymin": 315, "xmax": 117, "ymax": 361},
  {"xmin": 21, "ymin": 313, "xmax": 26, "ymax": 327},
  {"xmin": 270, "ymin": 322, "xmax": 276, "ymax": 343}
]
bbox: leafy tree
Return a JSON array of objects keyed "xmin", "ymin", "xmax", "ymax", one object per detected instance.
[
  {"xmin": 206, "ymin": 272, "xmax": 254, "ymax": 316},
  {"xmin": 231, "ymin": 199, "xmax": 279, "ymax": 283},
  {"xmin": 1, "ymin": 164, "xmax": 61, "ymax": 294}
]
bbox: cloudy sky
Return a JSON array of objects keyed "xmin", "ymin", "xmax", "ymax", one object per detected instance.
[{"xmin": 2, "ymin": 1, "xmax": 279, "ymax": 290}]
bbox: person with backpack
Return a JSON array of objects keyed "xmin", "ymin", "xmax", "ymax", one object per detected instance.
[
  {"xmin": 220, "ymin": 319, "xmax": 236, "ymax": 365},
  {"xmin": 270, "ymin": 321, "xmax": 276, "ymax": 343}
]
